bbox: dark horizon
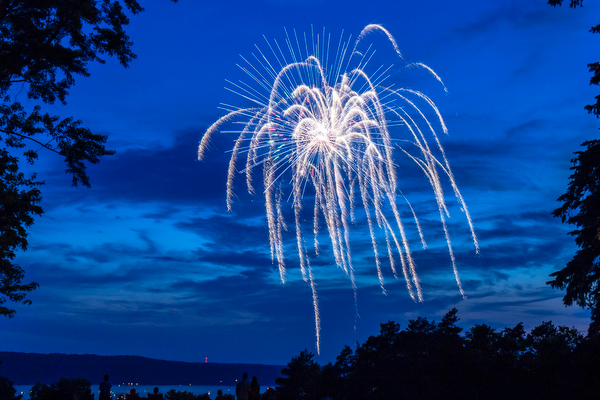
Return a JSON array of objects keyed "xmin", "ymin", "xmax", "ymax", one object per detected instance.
[{"xmin": 0, "ymin": 352, "xmax": 283, "ymax": 386}]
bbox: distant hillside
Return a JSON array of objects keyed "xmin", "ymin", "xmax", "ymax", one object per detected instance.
[{"xmin": 0, "ymin": 352, "xmax": 283, "ymax": 387}]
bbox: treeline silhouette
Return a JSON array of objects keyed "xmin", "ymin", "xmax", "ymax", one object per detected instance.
[
  {"xmin": 0, "ymin": 378, "xmax": 221, "ymax": 400},
  {"xmin": 275, "ymin": 308, "xmax": 600, "ymax": 400},
  {"xmin": 2, "ymin": 308, "xmax": 600, "ymax": 400}
]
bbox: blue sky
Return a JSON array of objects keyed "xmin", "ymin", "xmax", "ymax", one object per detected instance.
[{"xmin": 2, "ymin": 0, "xmax": 598, "ymax": 366}]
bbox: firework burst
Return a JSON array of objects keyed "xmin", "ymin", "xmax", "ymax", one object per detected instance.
[{"xmin": 198, "ymin": 24, "xmax": 478, "ymax": 353}]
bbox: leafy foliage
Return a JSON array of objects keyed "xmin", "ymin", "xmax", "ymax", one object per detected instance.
[
  {"xmin": 548, "ymin": 0, "xmax": 583, "ymax": 8},
  {"xmin": 164, "ymin": 390, "xmax": 198, "ymax": 400},
  {"xmin": 551, "ymin": 140, "xmax": 600, "ymax": 335},
  {"xmin": 274, "ymin": 309, "xmax": 600, "ymax": 400},
  {"xmin": 549, "ymin": 1, "xmax": 600, "ymax": 117},
  {"xmin": 0, "ymin": 376, "xmax": 23, "ymax": 400},
  {"xmin": 30, "ymin": 378, "xmax": 91, "ymax": 400},
  {"xmin": 275, "ymin": 350, "xmax": 322, "ymax": 400},
  {"xmin": 548, "ymin": 0, "xmax": 600, "ymax": 336},
  {"xmin": 0, "ymin": 0, "xmax": 176, "ymax": 317},
  {"xmin": 0, "ymin": 149, "xmax": 42, "ymax": 317}
]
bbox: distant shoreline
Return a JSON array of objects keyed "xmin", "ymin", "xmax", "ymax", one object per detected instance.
[
  {"xmin": 0, "ymin": 352, "xmax": 283, "ymax": 387},
  {"xmin": 13, "ymin": 385, "xmax": 243, "ymax": 400}
]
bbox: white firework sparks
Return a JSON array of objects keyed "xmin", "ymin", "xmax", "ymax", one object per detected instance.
[{"xmin": 198, "ymin": 24, "xmax": 479, "ymax": 353}]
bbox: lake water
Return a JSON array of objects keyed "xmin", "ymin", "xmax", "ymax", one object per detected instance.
[{"xmin": 13, "ymin": 384, "xmax": 247, "ymax": 399}]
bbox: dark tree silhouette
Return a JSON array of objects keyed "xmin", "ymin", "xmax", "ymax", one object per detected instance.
[
  {"xmin": 273, "ymin": 309, "xmax": 600, "ymax": 400},
  {"xmin": 0, "ymin": 376, "xmax": 23, "ymax": 400},
  {"xmin": 165, "ymin": 390, "xmax": 197, "ymax": 400},
  {"xmin": 552, "ymin": 140, "xmax": 600, "ymax": 335},
  {"xmin": 548, "ymin": 0, "xmax": 600, "ymax": 117},
  {"xmin": 548, "ymin": 0, "xmax": 600, "ymax": 336},
  {"xmin": 30, "ymin": 378, "xmax": 91, "ymax": 400},
  {"xmin": 0, "ymin": 0, "xmax": 177, "ymax": 317},
  {"xmin": 3, "ymin": 311, "xmax": 597, "ymax": 400},
  {"xmin": 275, "ymin": 350, "xmax": 321, "ymax": 400}
]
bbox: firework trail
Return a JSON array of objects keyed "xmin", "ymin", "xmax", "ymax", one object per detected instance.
[{"xmin": 198, "ymin": 24, "xmax": 479, "ymax": 353}]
